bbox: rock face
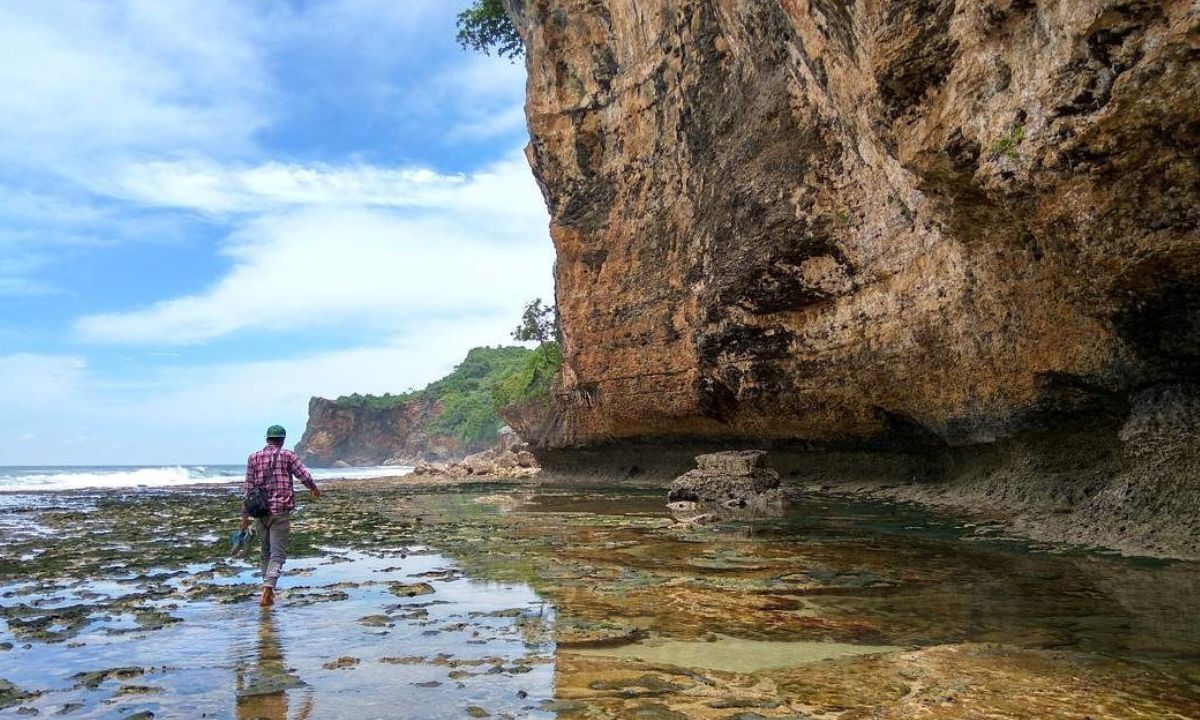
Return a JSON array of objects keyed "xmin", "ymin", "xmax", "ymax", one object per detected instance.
[
  {"xmin": 667, "ymin": 450, "xmax": 783, "ymax": 506},
  {"xmin": 509, "ymin": 0, "xmax": 1200, "ymax": 449},
  {"xmin": 295, "ymin": 397, "xmax": 463, "ymax": 467}
]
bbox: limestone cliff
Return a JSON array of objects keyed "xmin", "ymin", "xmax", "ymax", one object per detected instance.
[
  {"xmin": 506, "ymin": 0, "xmax": 1200, "ymax": 555},
  {"xmin": 295, "ymin": 397, "xmax": 463, "ymax": 467},
  {"xmin": 510, "ymin": 0, "xmax": 1198, "ymax": 449}
]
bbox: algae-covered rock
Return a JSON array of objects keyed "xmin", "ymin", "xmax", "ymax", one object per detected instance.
[
  {"xmin": 321, "ymin": 656, "xmax": 359, "ymax": 670},
  {"xmin": 389, "ymin": 582, "xmax": 435, "ymax": 598},
  {"xmin": 556, "ymin": 618, "xmax": 643, "ymax": 648},
  {"xmin": 668, "ymin": 451, "xmax": 783, "ymax": 509},
  {"xmin": 237, "ymin": 670, "xmax": 306, "ymax": 699},
  {"xmin": 357, "ymin": 614, "xmax": 392, "ymax": 627},
  {"xmin": 0, "ymin": 679, "xmax": 40, "ymax": 710},
  {"xmin": 71, "ymin": 666, "xmax": 144, "ymax": 689}
]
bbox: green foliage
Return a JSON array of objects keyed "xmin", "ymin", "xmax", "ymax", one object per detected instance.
[
  {"xmin": 493, "ymin": 341, "xmax": 562, "ymax": 409},
  {"xmin": 990, "ymin": 123, "xmax": 1025, "ymax": 160},
  {"xmin": 456, "ymin": 0, "xmax": 524, "ymax": 60},
  {"xmin": 332, "ymin": 302, "xmax": 564, "ymax": 446},
  {"xmin": 512, "ymin": 297, "xmax": 558, "ymax": 345},
  {"xmin": 335, "ymin": 346, "xmax": 544, "ymax": 446},
  {"xmin": 424, "ymin": 346, "xmax": 534, "ymax": 444},
  {"xmin": 332, "ymin": 391, "xmax": 419, "ymax": 410}
]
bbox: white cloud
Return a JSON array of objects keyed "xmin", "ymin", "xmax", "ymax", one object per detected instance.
[
  {"xmin": 0, "ymin": 1, "xmax": 551, "ymax": 464},
  {"xmin": 446, "ymin": 104, "xmax": 530, "ymax": 143},
  {"xmin": 0, "ymin": 1, "xmax": 270, "ymax": 174},
  {"xmin": 76, "ymin": 152, "xmax": 552, "ymax": 344},
  {"xmin": 0, "ymin": 353, "xmax": 87, "ymax": 411},
  {"xmin": 0, "ymin": 320, "xmax": 515, "ymax": 465},
  {"xmin": 105, "ymin": 153, "xmax": 546, "ymax": 219}
]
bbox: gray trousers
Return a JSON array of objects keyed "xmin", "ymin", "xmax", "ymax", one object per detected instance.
[{"xmin": 256, "ymin": 513, "xmax": 291, "ymax": 589}]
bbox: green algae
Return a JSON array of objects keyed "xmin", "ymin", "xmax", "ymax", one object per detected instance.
[
  {"xmin": 0, "ymin": 679, "xmax": 40, "ymax": 710},
  {"xmin": 3, "ymin": 480, "xmax": 1200, "ymax": 718},
  {"xmin": 71, "ymin": 666, "xmax": 145, "ymax": 689},
  {"xmin": 389, "ymin": 581, "xmax": 435, "ymax": 597}
]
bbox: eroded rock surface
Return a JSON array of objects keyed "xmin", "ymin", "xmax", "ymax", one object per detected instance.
[
  {"xmin": 295, "ymin": 397, "xmax": 463, "ymax": 467},
  {"xmin": 513, "ymin": 0, "xmax": 1199, "ymax": 448},
  {"xmin": 667, "ymin": 450, "xmax": 783, "ymax": 508},
  {"xmin": 507, "ymin": 0, "xmax": 1200, "ymax": 556},
  {"xmin": 412, "ymin": 447, "xmax": 541, "ymax": 480}
]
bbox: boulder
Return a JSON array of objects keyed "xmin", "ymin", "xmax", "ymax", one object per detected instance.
[
  {"xmin": 695, "ymin": 450, "xmax": 769, "ymax": 475},
  {"xmin": 515, "ymin": 450, "xmax": 538, "ymax": 468},
  {"xmin": 496, "ymin": 425, "xmax": 521, "ymax": 452},
  {"xmin": 668, "ymin": 450, "xmax": 783, "ymax": 509},
  {"xmin": 412, "ymin": 460, "xmax": 447, "ymax": 476}
]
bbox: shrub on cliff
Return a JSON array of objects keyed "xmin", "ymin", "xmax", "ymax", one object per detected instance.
[
  {"xmin": 493, "ymin": 341, "xmax": 561, "ymax": 408},
  {"xmin": 456, "ymin": 0, "xmax": 523, "ymax": 59},
  {"xmin": 335, "ymin": 346, "xmax": 535, "ymax": 446},
  {"xmin": 424, "ymin": 346, "xmax": 533, "ymax": 444}
]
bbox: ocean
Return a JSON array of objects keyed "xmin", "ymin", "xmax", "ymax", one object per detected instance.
[{"xmin": 0, "ymin": 464, "xmax": 411, "ymax": 493}]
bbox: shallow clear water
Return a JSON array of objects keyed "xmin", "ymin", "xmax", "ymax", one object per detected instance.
[
  {"xmin": 2, "ymin": 484, "xmax": 1198, "ymax": 719},
  {"xmin": 1, "ymin": 547, "xmax": 555, "ymax": 719}
]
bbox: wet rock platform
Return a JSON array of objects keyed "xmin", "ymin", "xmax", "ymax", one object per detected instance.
[{"xmin": 1, "ymin": 478, "xmax": 1198, "ymax": 718}]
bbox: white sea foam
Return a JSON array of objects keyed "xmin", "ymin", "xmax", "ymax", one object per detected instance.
[
  {"xmin": 308, "ymin": 466, "xmax": 412, "ymax": 481},
  {"xmin": 0, "ymin": 466, "xmax": 238, "ymax": 492},
  {"xmin": 0, "ymin": 464, "xmax": 411, "ymax": 492}
]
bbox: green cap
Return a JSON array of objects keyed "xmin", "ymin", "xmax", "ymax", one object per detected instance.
[{"xmin": 265, "ymin": 424, "xmax": 287, "ymax": 439}]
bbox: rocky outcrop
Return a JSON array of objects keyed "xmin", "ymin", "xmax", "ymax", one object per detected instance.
[
  {"xmin": 667, "ymin": 450, "xmax": 783, "ymax": 505},
  {"xmin": 505, "ymin": 0, "xmax": 1200, "ymax": 556},
  {"xmin": 295, "ymin": 397, "xmax": 464, "ymax": 467},
  {"xmin": 509, "ymin": 0, "xmax": 1199, "ymax": 449},
  {"xmin": 411, "ymin": 446, "xmax": 540, "ymax": 480}
]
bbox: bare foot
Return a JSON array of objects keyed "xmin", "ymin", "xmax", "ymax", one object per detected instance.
[{"xmin": 259, "ymin": 586, "xmax": 275, "ymax": 607}]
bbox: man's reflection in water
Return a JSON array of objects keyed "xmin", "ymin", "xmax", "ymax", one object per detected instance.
[{"xmin": 236, "ymin": 609, "xmax": 314, "ymax": 720}]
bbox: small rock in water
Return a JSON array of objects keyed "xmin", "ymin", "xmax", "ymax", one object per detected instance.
[
  {"xmin": 667, "ymin": 450, "xmax": 784, "ymax": 511},
  {"xmin": 237, "ymin": 670, "xmax": 305, "ymax": 699},
  {"xmin": 70, "ymin": 666, "xmax": 144, "ymax": 690},
  {"xmin": 389, "ymin": 582, "xmax": 435, "ymax": 598},
  {"xmin": 379, "ymin": 655, "xmax": 424, "ymax": 665},
  {"xmin": 116, "ymin": 685, "xmax": 162, "ymax": 696},
  {"xmin": 0, "ymin": 678, "xmax": 41, "ymax": 711},
  {"xmin": 465, "ymin": 706, "xmax": 491, "ymax": 718},
  {"xmin": 321, "ymin": 656, "xmax": 360, "ymax": 670}
]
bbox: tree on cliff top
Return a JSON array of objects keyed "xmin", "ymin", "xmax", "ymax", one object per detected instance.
[
  {"xmin": 512, "ymin": 297, "xmax": 558, "ymax": 349},
  {"xmin": 456, "ymin": 0, "xmax": 523, "ymax": 59},
  {"xmin": 495, "ymin": 298, "xmax": 561, "ymax": 409}
]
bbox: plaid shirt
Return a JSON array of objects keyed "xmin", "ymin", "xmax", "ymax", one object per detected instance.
[{"xmin": 244, "ymin": 445, "xmax": 317, "ymax": 516}]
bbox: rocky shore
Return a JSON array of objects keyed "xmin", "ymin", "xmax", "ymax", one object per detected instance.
[
  {"xmin": 411, "ymin": 447, "xmax": 540, "ymax": 480},
  {"xmin": 500, "ymin": 0, "xmax": 1200, "ymax": 562},
  {"xmin": 3, "ymin": 476, "xmax": 1197, "ymax": 717},
  {"xmin": 532, "ymin": 417, "xmax": 1200, "ymax": 561}
]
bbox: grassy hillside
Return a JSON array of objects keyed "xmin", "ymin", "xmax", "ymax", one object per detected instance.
[{"xmin": 336, "ymin": 344, "xmax": 561, "ymax": 445}]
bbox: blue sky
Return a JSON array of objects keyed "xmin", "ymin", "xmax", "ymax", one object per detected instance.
[{"xmin": 0, "ymin": 0, "xmax": 553, "ymax": 465}]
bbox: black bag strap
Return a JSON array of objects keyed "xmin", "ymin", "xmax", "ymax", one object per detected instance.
[{"xmin": 257, "ymin": 447, "xmax": 281, "ymax": 487}]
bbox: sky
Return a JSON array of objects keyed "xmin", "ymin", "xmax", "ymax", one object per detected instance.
[{"xmin": 0, "ymin": 0, "xmax": 554, "ymax": 465}]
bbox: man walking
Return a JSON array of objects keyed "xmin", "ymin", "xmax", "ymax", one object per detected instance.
[{"xmin": 242, "ymin": 425, "xmax": 322, "ymax": 607}]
